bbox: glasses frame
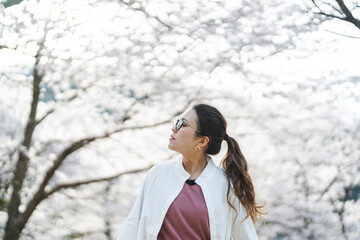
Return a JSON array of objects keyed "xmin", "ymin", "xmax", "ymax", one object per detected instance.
[{"xmin": 174, "ymin": 118, "xmax": 202, "ymax": 134}]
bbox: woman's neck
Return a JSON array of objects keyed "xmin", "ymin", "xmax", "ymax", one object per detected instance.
[{"xmin": 181, "ymin": 154, "xmax": 208, "ymax": 180}]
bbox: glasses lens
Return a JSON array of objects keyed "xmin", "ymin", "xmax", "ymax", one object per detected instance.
[{"xmin": 175, "ymin": 119, "xmax": 183, "ymax": 130}]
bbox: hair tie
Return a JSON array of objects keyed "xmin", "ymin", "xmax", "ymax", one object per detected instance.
[{"xmin": 224, "ymin": 134, "xmax": 229, "ymax": 141}]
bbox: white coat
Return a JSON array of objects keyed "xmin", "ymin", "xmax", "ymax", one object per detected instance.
[{"xmin": 117, "ymin": 156, "xmax": 259, "ymax": 240}]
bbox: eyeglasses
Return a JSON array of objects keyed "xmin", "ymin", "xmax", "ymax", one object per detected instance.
[{"xmin": 174, "ymin": 118, "xmax": 201, "ymax": 134}]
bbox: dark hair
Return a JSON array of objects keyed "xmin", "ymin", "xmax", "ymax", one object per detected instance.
[{"xmin": 193, "ymin": 103, "xmax": 265, "ymax": 223}]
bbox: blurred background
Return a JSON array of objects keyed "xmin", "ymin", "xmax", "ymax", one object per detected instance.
[{"xmin": 0, "ymin": 0, "xmax": 359, "ymax": 239}]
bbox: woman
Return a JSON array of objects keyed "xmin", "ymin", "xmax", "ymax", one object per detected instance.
[{"xmin": 117, "ymin": 104, "xmax": 265, "ymax": 240}]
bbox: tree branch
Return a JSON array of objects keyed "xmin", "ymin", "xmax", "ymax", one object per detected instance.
[
  {"xmin": 0, "ymin": 45, "xmax": 17, "ymax": 50},
  {"xmin": 317, "ymin": 167, "xmax": 340, "ymax": 201},
  {"xmin": 44, "ymin": 164, "xmax": 153, "ymax": 198},
  {"xmin": 317, "ymin": 11, "xmax": 346, "ymax": 21},
  {"xmin": 34, "ymin": 109, "xmax": 55, "ymax": 127},
  {"xmin": 320, "ymin": 0, "xmax": 343, "ymax": 15},
  {"xmin": 338, "ymin": 184, "xmax": 351, "ymax": 236},
  {"xmin": 335, "ymin": 0, "xmax": 360, "ymax": 29},
  {"xmin": 310, "ymin": 0, "xmax": 360, "ymax": 30},
  {"xmin": 325, "ymin": 29, "xmax": 360, "ymax": 39},
  {"xmin": 118, "ymin": 0, "xmax": 173, "ymax": 30}
]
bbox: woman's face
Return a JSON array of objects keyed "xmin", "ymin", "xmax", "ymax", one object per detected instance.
[{"xmin": 168, "ymin": 109, "xmax": 200, "ymax": 154}]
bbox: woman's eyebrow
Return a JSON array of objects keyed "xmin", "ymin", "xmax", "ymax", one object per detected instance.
[{"xmin": 181, "ymin": 117, "xmax": 189, "ymax": 123}]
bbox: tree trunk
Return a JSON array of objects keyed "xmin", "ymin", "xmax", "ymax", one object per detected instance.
[
  {"xmin": 4, "ymin": 53, "xmax": 42, "ymax": 240},
  {"xmin": 4, "ymin": 219, "xmax": 23, "ymax": 240}
]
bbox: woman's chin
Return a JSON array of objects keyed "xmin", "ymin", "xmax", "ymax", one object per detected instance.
[
  {"xmin": 168, "ymin": 142, "xmax": 177, "ymax": 152},
  {"xmin": 168, "ymin": 143, "xmax": 174, "ymax": 150}
]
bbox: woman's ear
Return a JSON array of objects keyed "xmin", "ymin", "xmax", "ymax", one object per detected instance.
[{"xmin": 198, "ymin": 136, "xmax": 210, "ymax": 147}]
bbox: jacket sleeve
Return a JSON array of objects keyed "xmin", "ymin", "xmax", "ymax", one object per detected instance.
[
  {"xmin": 231, "ymin": 201, "xmax": 259, "ymax": 240},
  {"xmin": 117, "ymin": 166, "xmax": 156, "ymax": 240}
]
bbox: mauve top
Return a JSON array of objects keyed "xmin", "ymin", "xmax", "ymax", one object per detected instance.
[{"xmin": 157, "ymin": 179, "xmax": 211, "ymax": 240}]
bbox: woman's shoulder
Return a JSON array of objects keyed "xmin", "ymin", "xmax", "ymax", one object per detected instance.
[
  {"xmin": 142, "ymin": 159, "xmax": 178, "ymax": 185},
  {"xmin": 148, "ymin": 159, "xmax": 177, "ymax": 175},
  {"xmin": 210, "ymin": 160, "xmax": 227, "ymax": 179}
]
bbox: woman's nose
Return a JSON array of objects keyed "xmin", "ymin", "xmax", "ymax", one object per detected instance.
[{"xmin": 172, "ymin": 126, "xmax": 177, "ymax": 132}]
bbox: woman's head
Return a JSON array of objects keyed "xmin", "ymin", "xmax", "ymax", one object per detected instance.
[
  {"xmin": 168, "ymin": 104, "xmax": 227, "ymax": 155},
  {"xmin": 168, "ymin": 108, "xmax": 209, "ymax": 155}
]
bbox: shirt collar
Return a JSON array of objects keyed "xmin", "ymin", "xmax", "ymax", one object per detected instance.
[
  {"xmin": 175, "ymin": 155, "xmax": 216, "ymax": 184},
  {"xmin": 175, "ymin": 157, "xmax": 190, "ymax": 180}
]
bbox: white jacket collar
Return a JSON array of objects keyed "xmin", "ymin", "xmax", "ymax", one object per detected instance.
[{"xmin": 175, "ymin": 155, "xmax": 217, "ymax": 185}]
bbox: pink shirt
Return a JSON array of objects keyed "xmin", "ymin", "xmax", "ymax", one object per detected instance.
[{"xmin": 157, "ymin": 180, "xmax": 211, "ymax": 240}]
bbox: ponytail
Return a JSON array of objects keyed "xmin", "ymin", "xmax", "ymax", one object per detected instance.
[{"xmin": 222, "ymin": 134, "xmax": 265, "ymax": 223}]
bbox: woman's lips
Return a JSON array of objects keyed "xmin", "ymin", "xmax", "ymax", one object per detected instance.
[{"xmin": 169, "ymin": 135, "xmax": 175, "ymax": 140}]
